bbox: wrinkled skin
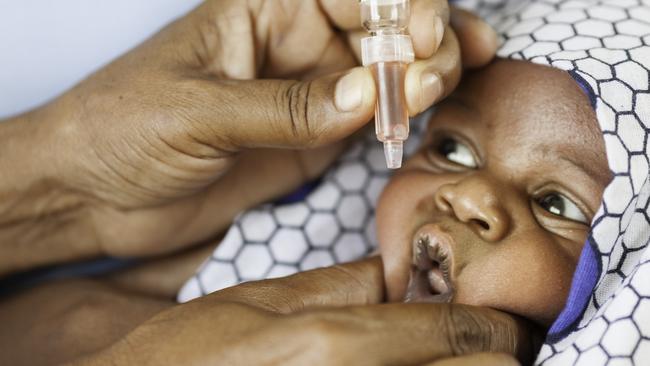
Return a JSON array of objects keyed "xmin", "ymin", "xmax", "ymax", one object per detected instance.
[
  {"xmin": 0, "ymin": 0, "xmax": 496, "ymax": 275},
  {"xmin": 0, "ymin": 0, "xmax": 536, "ymax": 365},
  {"xmin": 0, "ymin": 259, "xmax": 535, "ymax": 366}
]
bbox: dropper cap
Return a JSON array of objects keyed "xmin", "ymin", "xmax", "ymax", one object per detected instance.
[{"xmin": 383, "ymin": 140, "xmax": 403, "ymax": 169}]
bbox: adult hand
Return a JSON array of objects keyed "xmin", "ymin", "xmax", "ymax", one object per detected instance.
[
  {"xmin": 424, "ymin": 353, "xmax": 520, "ymax": 366},
  {"xmin": 0, "ymin": 0, "xmax": 497, "ymax": 274},
  {"xmin": 76, "ymin": 258, "xmax": 536, "ymax": 366}
]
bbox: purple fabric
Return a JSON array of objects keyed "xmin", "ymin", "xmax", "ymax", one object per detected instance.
[{"xmin": 547, "ymin": 238, "xmax": 600, "ymax": 341}]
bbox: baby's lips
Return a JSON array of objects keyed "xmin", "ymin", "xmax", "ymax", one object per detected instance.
[
  {"xmin": 412, "ymin": 223, "xmax": 457, "ymax": 283},
  {"xmin": 404, "ymin": 223, "xmax": 457, "ymax": 303}
]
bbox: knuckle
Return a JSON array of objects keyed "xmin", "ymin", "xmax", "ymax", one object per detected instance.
[
  {"xmin": 443, "ymin": 305, "xmax": 492, "ymax": 356},
  {"xmin": 276, "ymin": 81, "xmax": 316, "ymax": 146},
  {"xmin": 238, "ymin": 280, "xmax": 305, "ymax": 314}
]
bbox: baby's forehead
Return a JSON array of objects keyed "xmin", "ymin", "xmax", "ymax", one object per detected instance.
[{"xmin": 458, "ymin": 61, "xmax": 597, "ymax": 138}]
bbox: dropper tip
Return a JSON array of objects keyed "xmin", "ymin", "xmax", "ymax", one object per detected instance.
[{"xmin": 383, "ymin": 140, "xmax": 403, "ymax": 169}]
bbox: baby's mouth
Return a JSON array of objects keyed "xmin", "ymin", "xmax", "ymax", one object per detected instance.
[{"xmin": 404, "ymin": 225, "xmax": 455, "ymax": 303}]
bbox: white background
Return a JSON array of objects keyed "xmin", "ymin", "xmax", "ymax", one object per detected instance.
[{"xmin": 0, "ymin": 0, "xmax": 203, "ymax": 119}]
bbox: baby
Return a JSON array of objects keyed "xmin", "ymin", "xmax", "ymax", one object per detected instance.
[
  {"xmin": 179, "ymin": 57, "xmax": 610, "ymax": 329},
  {"xmin": 376, "ymin": 58, "xmax": 608, "ymax": 326}
]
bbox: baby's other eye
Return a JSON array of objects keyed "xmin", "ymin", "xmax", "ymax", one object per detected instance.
[
  {"xmin": 437, "ymin": 138, "xmax": 477, "ymax": 168},
  {"xmin": 537, "ymin": 193, "xmax": 588, "ymax": 224}
]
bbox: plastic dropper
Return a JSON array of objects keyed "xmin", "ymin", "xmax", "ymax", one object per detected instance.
[{"xmin": 360, "ymin": 0, "xmax": 414, "ymax": 169}]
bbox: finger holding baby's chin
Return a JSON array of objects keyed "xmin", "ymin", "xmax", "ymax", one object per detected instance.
[
  {"xmin": 207, "ymin": 258, "xmax": 538, "ymax": 364},
  {"xmin": 423, "ymin": 352, "xmax": 521, "ymax": 366},
  {"xmin": 97, "ymin": 258, "xmax": 536, "ymax": 366},
  {"xmin": 206, "ymin": 257, "xmax": 386, "ymax": 312}
]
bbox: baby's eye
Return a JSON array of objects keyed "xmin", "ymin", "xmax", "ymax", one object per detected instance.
[
  {"xmin": 537, "ymin": 193, "xmax": 588, "ymax": 224},
  {"xmin": 437, "ymin": 138, "xmax": 477, "ymax": 168}
]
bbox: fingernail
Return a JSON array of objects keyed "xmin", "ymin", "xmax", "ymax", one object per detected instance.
[
  {"xmin": 420, "ymin": 72, "xmax": 443, "ymax": 110},
  {"xmin": 335, "ymin": 68, "xmax": 365, "ymax": 112},
  {"xmin": 434, "ymin": 16, "xmax": 444, "ymax": 51}
]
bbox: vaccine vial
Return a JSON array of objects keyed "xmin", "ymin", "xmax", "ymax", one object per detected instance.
[{"xmin": 360, "ymin": 0, "xmax": 414, "ymax": 169}]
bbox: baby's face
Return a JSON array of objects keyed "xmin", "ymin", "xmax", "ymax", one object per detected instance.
[{"xmin": 377, "ymin": 59, "xmax": 610, "ymax": 325}]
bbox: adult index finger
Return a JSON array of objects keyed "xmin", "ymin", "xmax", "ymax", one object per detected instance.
[
  {"xmin": 322, "ymin": 0, "xmax": 447, "ymax": 58},
  {"xmin": 318, "ymin": 0, "xmax": 361, "ymax": 30},
  {"xmin": 314, "ymin": 303, "xmax": 535, "ymax": 365},
  {"xmin": 422, "ymin": 352, "xmax": 521, "ymax": 366},
  {"xmin": 404, "ymin": 26, "xmax": 462, "ymax": 116},
  {"xmin": 409, "ymin": 0, "xmax": 449, "ymax": 57}
]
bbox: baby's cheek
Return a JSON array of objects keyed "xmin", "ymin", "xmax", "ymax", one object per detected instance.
[
  {"xmin": 453, "ymin": 241, "xmax": 576, "ymax": 326},
  {"xmin": 375, "ymin": 168, "xmax": 458, "ymax": 302}
]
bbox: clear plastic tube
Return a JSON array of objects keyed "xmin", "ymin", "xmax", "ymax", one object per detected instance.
[{"xmin": 360, "ymin": 0, "xmax": 413, "ymax": 169}]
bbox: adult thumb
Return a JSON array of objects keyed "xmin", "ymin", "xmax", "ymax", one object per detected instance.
[
  {"xmin": 180, "ymin": 67, "xmax": 376, "ymax": 151},
  {"xmin": 206, "ymin": 257, "xmax": 384, "ymax": 314}
]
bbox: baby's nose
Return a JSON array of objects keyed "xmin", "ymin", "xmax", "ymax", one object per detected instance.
[{"xmin": 433, "ymin": 176, "xmax": 510, "ymax": 242}]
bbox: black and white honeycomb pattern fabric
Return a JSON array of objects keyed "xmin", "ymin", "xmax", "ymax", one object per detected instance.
[
  {"xmin": 452, "ymin": 0, "xmax": 650, "ymax": 364},
  {"xmin": 179, "ymin": 0, "xmax": 650, "ymax": 364},
  {"xmin": 177, "ymin": 115, "xmax": 429, "ymax": 302}
]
